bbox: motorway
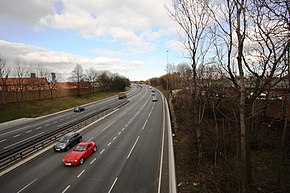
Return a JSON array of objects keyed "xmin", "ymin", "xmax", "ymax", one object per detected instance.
[
  {"xmin": 0, "ymin": 86, "xmax": 140, "ymax": 154},
  {"xmin": 0, "ymin": 86, "xmax": 170, "ymax": 193}
]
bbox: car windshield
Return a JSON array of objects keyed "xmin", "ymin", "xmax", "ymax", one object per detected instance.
[
  {"xmin": 59, "ymin": 136, "xmax": 71, "ymax": 143},
  {"xmin": 74, "ymin": 145, "xmax": 87, "ymax": 151}
]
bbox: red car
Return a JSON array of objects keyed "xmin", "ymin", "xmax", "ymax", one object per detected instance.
[{"xmin": 63, "ymin": 141, "xmax": 97, "ymax": 166}]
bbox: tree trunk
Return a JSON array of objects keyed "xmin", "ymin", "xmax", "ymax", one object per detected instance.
[
  {"xmin": 236, "ymin": 1, "xmax": 252, "ymax": 191},
  {"xmin": 278, "ymin": 42, "xmax": 289, "ymax": 186}
]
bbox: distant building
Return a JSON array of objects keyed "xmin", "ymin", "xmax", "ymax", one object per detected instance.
[{"xmin": 0, "ymin": 78, "xmax": 49, "ymax": 92}]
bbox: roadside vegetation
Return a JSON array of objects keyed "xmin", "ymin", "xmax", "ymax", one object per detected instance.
[
  {"xmin": 157, "ymin": 1, "xmax": 289, "ymax": 193},
  {"xmin": 0, "ymin": 91, "xmax": 119, "ymax": 123},
  {"xmin": 158, "ymin": 79, "xmax": 289, "ymax": 193}
]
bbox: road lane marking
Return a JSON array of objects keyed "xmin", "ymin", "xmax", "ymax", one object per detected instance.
[
  {"xmin": 57, "ymin": 123, "xmax": 67, "ymax": 128},
  {"xmin": 77, "ymin": 170, "xmax": 85, "ymax": 178},
  {"xmin": 148, "ymin": 111, "xmax": 152, "ymax": 118},
  {"xmin": 45, "ymin": 123, "xmax": 50, "ymax": 126},
  {"xmin": 0, "ymin": 139, "xmax": 7, "ymax": 143},
  {"xmin": 25, "ymin": 130, "xmax": 32, "ymax": 133},
  {"xmin": 113, "ymin": 137, "xmax": 117, "ymax": 141},
  {"xmin": 0, "ymin": 126, "xmax": 29, "ymax": 137},
  {"xmin": 142, "ymin": 119, "xmax": 148, "ymax": 130},
  {"xmin": 118, "ymin": 132, "xmax": 121, "ymax": 135},
  {"xmin": 127, "ymin": 136, "xmax": 140, "ymax": 159},
  {"xmin": 13, "ymin": 134, "xmax": 21, "ymax": 138},
  {"xmin": 35, "ymin": 127, "xmax": 42, "ymax": 130},
  {"xmin": 107, "ymin": 142, "xmax": 112, "ymax": 146},
  {"xmin": 100, "ymin": 149, "xmax": 105, "ymax": 154},
  {"xmin": 90, "ymin": 158, "xmax": 96, "ymax": 164},
  {"xmin": 108, "ymin": 178, "xmax": 118, "ymax": 193},
  {"xmin": 62, "ymin": 185, "xmax": 70, "ymax": 193},
  {"xmin": 16, "ymin": 178, "xmax": 38, "ymax": 193},
  {"xmin": 3, "ymin": 132, "xmax": 45, "ymax": 149}
]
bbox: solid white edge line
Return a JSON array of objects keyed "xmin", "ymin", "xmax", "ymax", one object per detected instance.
[
  {"xmin": 16, "ymin": 178, "xmax": 38, "ymax": 193},
  {"xmin": 157, "ymin": 94, "xmax": 165, "ymax": 193},
  {"xmin": 108, "ymin": 177, "xmax": 118, "ymax": 193}
]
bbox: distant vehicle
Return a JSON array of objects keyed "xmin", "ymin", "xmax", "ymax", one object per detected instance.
[
  {"xmin": 118, "ymin": 92, "xmax": 127, "ymax": 99},
  {"xmin": 269, "ymin": 96, "xmax": 282, "ymax": 100},
  {"xmin": 74, "ymin": 106, "xmax": 85, "ymax": 112},
  {"xmin": 257, "ymin": 93, "xmax": 267, "ymax": 100},
  {"xmin": 63, "ymin": 141, "xmax": 97, "ymax": 166},
  {"xmin": 249, "ymin": 92, "xmax": 267, "ymax": 100},
  {"xmin": 152, "ymin": 97, "xmax": 158, "ymax": 102},
  {"xmin": 149, "ymin": 86, "xmax": 152, "ymax": 89},
  {"xmin": 53, "ymin": 132, "xmax": 82, "ymax": 152}
]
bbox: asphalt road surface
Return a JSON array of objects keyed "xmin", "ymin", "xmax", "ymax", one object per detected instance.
[
  {"xmin": 0, "ymin": 86, "xmax": 140, "ymax": 154},
  {"xmin": 0, "ymin": 86, "xmax": 170, "ymax": 193}
]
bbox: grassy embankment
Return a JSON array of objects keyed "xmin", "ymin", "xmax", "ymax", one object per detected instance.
[{"xmin": 0, "ymin": 91, "xmax": 119, "ymax": 123}]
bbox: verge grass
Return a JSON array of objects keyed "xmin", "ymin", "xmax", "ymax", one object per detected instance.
[{"xmin": 0, "ymin": 91, "xmax": 119, "ymax": 123}]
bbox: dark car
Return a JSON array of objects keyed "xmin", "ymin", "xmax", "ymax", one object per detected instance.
[
  {"xmin": 53, "ymin": 132, "xmax": 82, "ymax": 152},
  {"xmin": 74, "ymin": 106, "xmax": 85, "ymax": 112}
]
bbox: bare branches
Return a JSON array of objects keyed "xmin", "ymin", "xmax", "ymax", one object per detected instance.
[{"xmin": 166, "ymin": 0, "xmax": 212, "ymax": 78}]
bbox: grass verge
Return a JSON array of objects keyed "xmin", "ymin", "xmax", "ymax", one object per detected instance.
[{"xmin": 0, "ymin": 91, "xmax": 119, "ymax": 123}]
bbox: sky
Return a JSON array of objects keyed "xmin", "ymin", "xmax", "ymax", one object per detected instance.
[{"xmin": 0, "ymin": 0, "xmax": 186, "ymax": 81}]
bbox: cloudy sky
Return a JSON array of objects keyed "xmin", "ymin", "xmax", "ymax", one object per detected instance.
[{"xmin": 0, "ymin": 0, "xmax": 185, "ymax": 81}]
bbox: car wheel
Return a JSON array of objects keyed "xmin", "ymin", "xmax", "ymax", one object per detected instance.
[
  {"xmin": 93, "ymin": 146, "xmax": 97, "ymax": 152},
  {"xmin": 79, "ymin": 158, "xmax": 84, "ymax": 165}
]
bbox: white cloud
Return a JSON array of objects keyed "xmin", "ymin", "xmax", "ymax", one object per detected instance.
[
  {"xmin": 0, "ymin": 0, "xmax": 180, "ymax": 81},
  {"xmin": 36, "ymin": 0, "xmax": 173, "ymax": 53},
  {"xmin": 0, "ymin": 0, "xmax": 55, "ymax": 24},
  {"xmin": 0, "ymin": 40, "xmax": 143, "ymax": 80},
  {"xmin": 166, "ymin": 40, "xmax": 185, "ymax": 52}
]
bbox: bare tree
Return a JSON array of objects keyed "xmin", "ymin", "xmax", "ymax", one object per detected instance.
[
  {"xmin": 208, "ymin": 0, "xmax": 288, "ymax": 191},
  {"xmin": 98, "ymin": 71, "xmax": 112, "ymax": 91},
  {"xmin": 0, "ymin": 55, "xmax": 10, "ymax": 103},
  {"xmin": 85, "ymin": 67, "xmax": 98, "ymax": 93},
  {"xmin": 167, "ymin": 0, "xmax": 213, "ymax": 166},
  {"xmin": 14, "ymin": 59, "xmax": 29, "ymax": 102},
  {"xmin": 46, "ymin": 72, "xmax": 58, "ymax": 100},
  {"xmin": 70, "ymin": 64, "xmax": 84, "ymax": 97}
]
